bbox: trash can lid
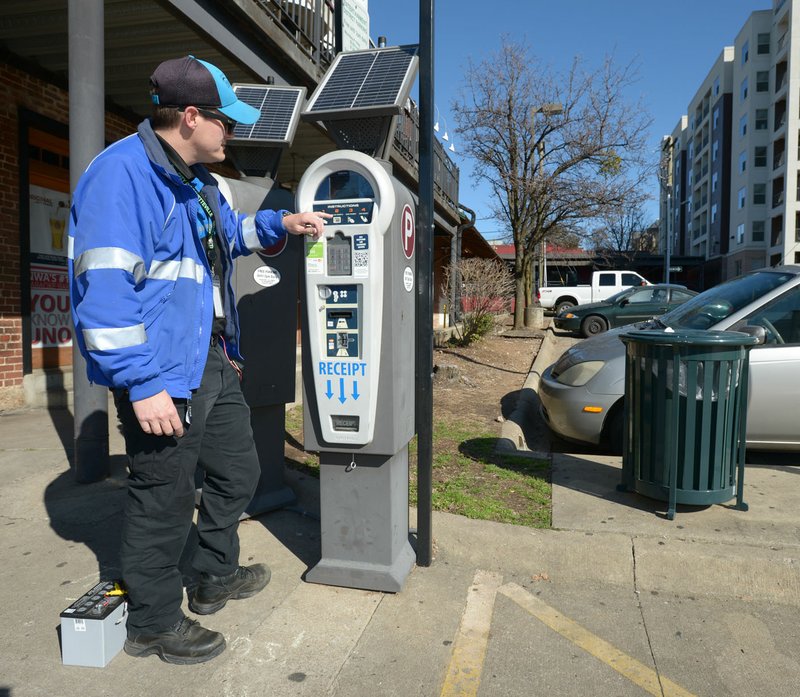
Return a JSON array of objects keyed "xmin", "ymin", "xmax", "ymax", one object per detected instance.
[{"xmin": 620, "ymin": 328, "xmax": 760, "ymax": 347}]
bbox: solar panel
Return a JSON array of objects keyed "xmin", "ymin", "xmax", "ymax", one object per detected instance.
[
  {"xmin": 304, "ymin": 45, "xmax": 419, "ymax": 119},
  {"xmin": 230, "ymin": 85, "xmax": 306, "ymax": 144}
]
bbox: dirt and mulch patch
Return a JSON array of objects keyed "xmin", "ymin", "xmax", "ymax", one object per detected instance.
[{"xmin": 284, "ymin": 316, "xmax": 551, "ymax": 528}]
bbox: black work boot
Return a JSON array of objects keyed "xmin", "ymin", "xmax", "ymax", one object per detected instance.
[
  {"xmin": 189, "ymin": 563, "xmax": 271, "ymax": 615},
  {"xmin": 123, "ymin": 617, "xmax": 225, "ymax": 664}
]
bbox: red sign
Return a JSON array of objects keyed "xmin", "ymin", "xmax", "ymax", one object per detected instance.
[
  {"xmin": 401, "ymin": 204, "xmax": 415, "ymax": 259},
  {"xmin": 260, "ymin": 234, "xmax": 289, "ymax": 258}
]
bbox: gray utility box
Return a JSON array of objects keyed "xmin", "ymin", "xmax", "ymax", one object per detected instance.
[
  {"xmin": 217, "ymin": 175, "xmax": 300, "ymax": 516},
  {"xmin": 60, "ymin": 581, "xmax": 126, "ymax": 667}
]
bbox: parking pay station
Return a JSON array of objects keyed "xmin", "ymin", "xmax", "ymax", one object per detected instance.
[{"xmin": 298, "ymin": 150, "xmax": 416, "ymax": 591}]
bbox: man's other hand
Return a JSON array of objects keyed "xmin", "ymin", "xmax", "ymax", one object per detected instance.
[{"xmin": 132, "ymin": 390, "xmax": 185, "ymax": 437}]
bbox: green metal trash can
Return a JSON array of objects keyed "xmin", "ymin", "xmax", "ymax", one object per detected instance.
[{"xmin": 619, "ymin": 329, "xmax": 758, "ymax": 520}]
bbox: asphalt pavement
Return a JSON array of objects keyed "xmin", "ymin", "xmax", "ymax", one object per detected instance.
[{"xmin": 1, "ymin": 328, "xmax": 799, "ymax": 697}]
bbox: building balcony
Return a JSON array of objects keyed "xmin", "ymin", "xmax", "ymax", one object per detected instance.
[
  {"xmin": 394, "ymin": 104, "xmax": 459, "ymax": 215},
  {"xmin": 252, "ymin": 0, "xmax": 337, "ymax": 70}
]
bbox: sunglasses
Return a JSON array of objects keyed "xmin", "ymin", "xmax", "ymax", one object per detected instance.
[{"xmin": 195, "ymin": 108, "xmax": 238, "ymax": 136}]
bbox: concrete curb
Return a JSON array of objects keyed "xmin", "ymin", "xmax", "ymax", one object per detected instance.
[{"xmin": 495, "ymin": 322, "xmax": 561, "ymax": 458}]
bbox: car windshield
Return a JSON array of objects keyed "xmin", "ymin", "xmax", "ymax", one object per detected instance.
[
  {"xmin": 659, "ymin": 270, "xmax": 798, "ymax": 330},
  {"xmin": 605, "ymin": 288, "xmax": 635, "ymax": 304}
]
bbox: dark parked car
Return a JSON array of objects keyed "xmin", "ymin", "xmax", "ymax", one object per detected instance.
[{"xmin": 553, "ymin": 284, "xmax": 698, "ymax": 338}]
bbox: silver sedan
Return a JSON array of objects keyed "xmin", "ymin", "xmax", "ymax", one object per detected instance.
[{"xmin": 539, "ymin": 267, "xmax": 800, "ymax": 452}]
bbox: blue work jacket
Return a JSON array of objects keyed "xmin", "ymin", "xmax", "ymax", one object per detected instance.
[{"xmin": 69, "ymin": 119, "xmax": 288, "ymax": 401}]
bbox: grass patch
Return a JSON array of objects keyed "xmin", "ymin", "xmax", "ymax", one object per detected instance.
[
  {"xmin": 284, "ymin": 406, "xmax": 319, "ymax": 478},
  {"xmin": 286, "ymin": 406, "xmax": 551, "ymax": 529},
  {"xmin": 409, "ymin": 416, "xmax": 550, "ymax": 528}
]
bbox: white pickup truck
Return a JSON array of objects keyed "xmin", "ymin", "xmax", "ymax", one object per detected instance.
[{"xmin": 537, "ymin": 270, "xmax": 650, "ymax": 314}]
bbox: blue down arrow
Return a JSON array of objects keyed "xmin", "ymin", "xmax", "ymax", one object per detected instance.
[
  {"xmin": 352, "ymin": 380, "xmax": 360, "ymax": 400},
  {"xmin": 338, "ymin": 378, "xmax": 347, "ymax": 404},
  {"xmin": 325, "ymin": 380, "xmax": 333, "ymax": 399}
]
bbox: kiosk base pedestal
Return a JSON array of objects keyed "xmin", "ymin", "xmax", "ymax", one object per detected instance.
[
  {"xmin": 306, "ymin": 447, "xmax": 415, "ymax": 592},
  {"xmin": 243, "ymin": 405, "xmax": 297, "ymax": 519}
]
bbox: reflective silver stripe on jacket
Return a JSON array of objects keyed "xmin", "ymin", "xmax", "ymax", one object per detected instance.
[
  {"xmin": 72, "ymin": 247, "xmax": 146, "ymax": 284},
  {"xmin": 83, "ymin": 324, "xmax": 147, "ymax": 351},
  {"xmin": 242, "ymin": 215, "xmax": 260, "ymax": 251},
  {"xmin": 149, "ymin": 257, "xmax": 205, "ymax": 284}
]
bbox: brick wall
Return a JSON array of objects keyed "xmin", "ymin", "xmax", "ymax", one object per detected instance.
[{"xmin": 0, "ymin": 60, "xmax": 135, "ymax": 395}]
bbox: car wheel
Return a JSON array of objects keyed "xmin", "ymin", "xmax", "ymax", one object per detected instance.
[
  {"xmin": 554, "ymin": 300, "xmax": 575, "ymax": 315},
  {"xmin": 580, "ymin": 315, "xmax": 608, "ymax": 337}
]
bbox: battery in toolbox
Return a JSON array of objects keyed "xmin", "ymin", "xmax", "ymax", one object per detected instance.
[{"xmin": 60, "ymin": 581, "xmax": 127, "ymax": 667}]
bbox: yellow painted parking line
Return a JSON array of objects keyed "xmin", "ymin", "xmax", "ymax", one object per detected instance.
[
  {"xmin": 499, "ymin": 583, "xmax": 697, "ymax": 697},
  {"xmin": 440, "ymin": 570, "xmax": 504, "ymax": 697}
]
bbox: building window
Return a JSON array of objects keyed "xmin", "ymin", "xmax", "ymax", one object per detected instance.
[
  {"xmin": 755, "ymin": 108, "xmax": 768, "ymax": 130},
  {"xmin": 712, "ymin": 172, "xmax": 718, "ymax": 192},
  {"xmin": 712, "ymin": 107, "xmax": 719, "ymax": 129},
  {"xmin": 737, "ymin": 224, "xmax": 745, "ymax": 244},
  {"xmin": 757, "ymin": 32, "xmax": 770, "ymax": 54},
  {"xmin": 756, "ymin": 71, "xmax": 769, "ymax": 92},
  {"xmin": 753, "ymin": 220, "xmax": 765, "ymax": 242},
  {"xmin": 713, "ymin": 140, "xmax": 719, "ymax": 161},
  {"xmin": 739, "ymin": 151, "xmax": 747, "ymax": 172},
  {"xmin": 740, "ymin": 77, "xmax": 748, "ymax": 101},
  {"xmin": 740, "ymin": 114, "xmax": 748, "ymax": 136},
  {"xmin": 754, "ymin": 146, "xmax": 767, "ymax": 167},
  {"xmin": 714, "ymin": 76, "xmax": 721, "ymax": 96},
  {"xmin": 738, "ymin": 187, "xmax": 747, "ymax": 209},
  {"xmin": 711, "ymin": 204, "xmax": 718, "ymax": 223},
  {"xmin": 741, "ymin": 39, "xmax": 749, "ymax": 65},
  {"xmin": 753, "ymin": 183, "xmax": 766, "ymax": 205}
]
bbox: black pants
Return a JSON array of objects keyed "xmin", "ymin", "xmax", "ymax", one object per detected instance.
[{"xmin": 115, "ymin": 343, "xmax": 260, "ymax": 633}]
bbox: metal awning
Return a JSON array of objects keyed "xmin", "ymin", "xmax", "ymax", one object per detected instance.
[{"xmin": 1, "ymin": 0, "xmax": 337, "ymax": 177}]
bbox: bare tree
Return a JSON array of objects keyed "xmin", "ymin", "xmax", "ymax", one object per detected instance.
[
  {"xmin": 441, "ymin": 258, "xmax": 514, "ymax": 345},
  {"xmin": 452, "ymin": 37, "xmax": 652, "ymax": 328},
  {"xmin": 590, "ymin": 199, "xmax": 658, "ymax": 263}
]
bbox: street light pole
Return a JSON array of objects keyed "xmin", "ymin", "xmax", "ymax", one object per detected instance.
[
  {"xmin": 659, "ymin": 136, "xmax": 674, "ymax": 284},
  {"xmin": 531, "ymin": 103, "xmax": 562, "ymax": 305}
]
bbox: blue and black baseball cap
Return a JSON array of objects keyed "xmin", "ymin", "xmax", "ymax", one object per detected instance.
[{"xmin": 150, "ymin": 55, "xmax": 260, "ymax": 125}]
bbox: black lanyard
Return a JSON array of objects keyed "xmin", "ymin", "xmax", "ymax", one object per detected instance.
[
  {"xmin": 179, "ymin": 171, "xmax": 219, "ymax": 275},
  {"xmin": 157, "ymin": 135, "xmax": 220, "ymax": 277}
]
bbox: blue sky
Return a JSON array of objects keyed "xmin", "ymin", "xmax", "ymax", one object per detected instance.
[{"xmin": 368, "ymin": 0, "xmax": 770, "ymax": 240}]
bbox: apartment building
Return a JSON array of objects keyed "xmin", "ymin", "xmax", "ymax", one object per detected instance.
[{"xmin": 660, "ymin": 0, "xmax": 800, "ymax": 283}]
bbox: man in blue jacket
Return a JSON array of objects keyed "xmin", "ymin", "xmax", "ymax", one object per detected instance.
[{"xmin": 69, "ymin": 55, "xmax": 328, "ymax": 664}]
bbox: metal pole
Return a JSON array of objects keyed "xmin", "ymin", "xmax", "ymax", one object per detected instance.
[
  {"xmin": 334, "ymin": 0, "xmax": 343, "ymax": 53},
  {"xmin": 416, "ymin": 0, "xmax": 434, "ymax": 567},
  {"xmin": 450, "ymin": 204, "xmax": 475, "ymax": 328},
  {"xmin": 660, "ymin": 137, "xmax": 673, "ymax": 285},
  {"xmin": 664, "ymin": 190, "xmax": 672, "ymax": 284},
  {"xmin": 69, "ymin": 0, "xmax": 109, "ymax": 482}
]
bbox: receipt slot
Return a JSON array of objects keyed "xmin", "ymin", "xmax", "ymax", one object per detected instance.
[{"xmin": 298, "ymin": 150, "xmax": 416, "ymax": 592}]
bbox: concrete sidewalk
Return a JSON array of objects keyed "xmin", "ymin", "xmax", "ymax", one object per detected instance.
[{"xmin": 1, "ymin": 333, "xmax": 800, "ymax": 696}]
